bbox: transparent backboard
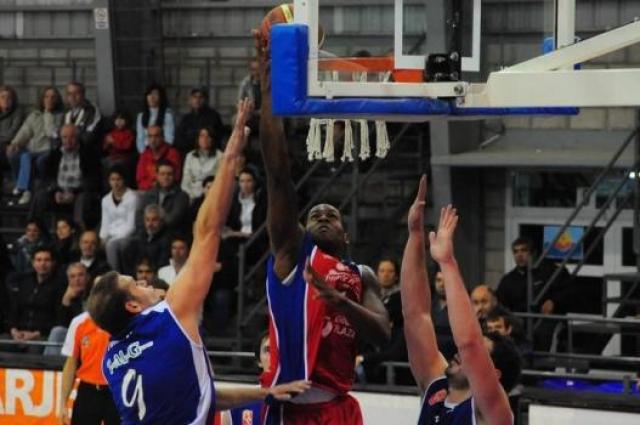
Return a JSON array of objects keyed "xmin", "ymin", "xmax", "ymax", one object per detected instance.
[{"xmin": 273, "ymin": 0, "xmax": 640, "ymax": 114}]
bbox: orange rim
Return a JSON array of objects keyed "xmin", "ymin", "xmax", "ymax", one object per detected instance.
[{"xmin": 317, "ymin": 57, "xmax": 424, "ymax": 82}]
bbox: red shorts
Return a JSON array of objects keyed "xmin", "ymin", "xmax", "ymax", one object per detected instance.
[{"xmin": 282, "ymin": 394, "xmax": 362, "ymax": 425}]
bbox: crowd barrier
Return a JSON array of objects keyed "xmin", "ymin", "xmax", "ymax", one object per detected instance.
[{"xmin": 1, "ymin": 352, "xmax": 639, "ymax": 424}]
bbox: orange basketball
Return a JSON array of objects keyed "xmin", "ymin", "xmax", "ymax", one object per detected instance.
[
  {"xmin": 259, "ymin": 3, "xmax": 325, "ymax": 47},
  {"xmin": 259, "ymin": 3, "xmax": 295, "ymax": 45}
]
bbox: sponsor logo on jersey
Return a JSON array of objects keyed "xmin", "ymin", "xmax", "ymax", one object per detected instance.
[
  {"xmin": 106, "ymin": 341, "xmax": 154, "ymax": 374},
  {"xmin": 428, "ymin": 389, "xmax": 447, "ymax": 406}
]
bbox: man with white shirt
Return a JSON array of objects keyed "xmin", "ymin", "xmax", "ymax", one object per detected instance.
[
  {"xmin": 100, "ymin": 166, "xmax": 138, "ymax": 270},
  {"xmin": 158, "ymin": 235, "xmax": 189, "ymax": 285}
]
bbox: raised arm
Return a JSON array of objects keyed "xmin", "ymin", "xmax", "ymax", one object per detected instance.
[
  {"xmin": 400, "ymin": 176, "xmax": 447, "ymax": 391},
  {"xmin": 255, "ymin": 30, "xmax": 304, "ymax": 280},
  {"xmin": 430, "ymin": 206, "xmax": 512, "ymax": 425},
  {"xmin": 166, "ymin": 99, "xmax": 252, "ymax": 341}
]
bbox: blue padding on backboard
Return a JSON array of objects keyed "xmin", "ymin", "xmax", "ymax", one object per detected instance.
[
  {"xmin": 270, "ymin": 24, "xmax": 578, "ymax": 119},
  {"xmin": 271, "ymin": 24, "xmax": 451, "ymax": 117}
]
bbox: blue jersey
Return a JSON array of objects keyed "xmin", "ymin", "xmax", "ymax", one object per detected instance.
[
  {"xmin": 229, "ymin": 401, "xmax": 262, "ymax": 424},
  {"xmin": 417, "ymin": 377, "xmax": 475, "ymax": 425},
  {"xmin": 103, "ymin": 301, "xmax": 215, "ymax": 425}
]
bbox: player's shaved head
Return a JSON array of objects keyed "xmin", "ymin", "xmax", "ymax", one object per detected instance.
[{"xmin": 306, "ymin": 203, "xmax": 347, "ymax": 256}]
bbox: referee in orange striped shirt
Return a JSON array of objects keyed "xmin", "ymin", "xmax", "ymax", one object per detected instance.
[{"xmin": 59, "ymin": 311, "xmax": 120, "ymax": 425}]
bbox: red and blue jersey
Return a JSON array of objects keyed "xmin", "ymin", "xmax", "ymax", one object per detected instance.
[
  {"xmin": 262, "ymin": 233, "xmax": 362, "ymax": 423},
  {"xmin": 418, "ymin": 377, "xmax": 475, "ymax": 425}
]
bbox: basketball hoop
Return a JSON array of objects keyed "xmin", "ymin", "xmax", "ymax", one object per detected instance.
[{"xmin": 306, "ymin": 56, "xmax": 418, "ymax": 162}]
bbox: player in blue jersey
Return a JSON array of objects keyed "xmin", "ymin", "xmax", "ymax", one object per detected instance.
[
  {"xmin": 401, "ymin": 176, "xmax": 521, "ymax": 425},
  {"xmin": 87, "ymin": 99, "xmax": 310, "ymax": 425}
]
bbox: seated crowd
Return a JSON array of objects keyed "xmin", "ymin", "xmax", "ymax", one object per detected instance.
[{"xmin": 0, "ymin": 79, "xmax": 268, "ymax": 349}]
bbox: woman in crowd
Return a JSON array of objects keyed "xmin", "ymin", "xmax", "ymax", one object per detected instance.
[
  {"xmin": 53, "ymin": 216, "xmax": 77, "ymax": 266},
  {"xmin": 6, "ymin": 86, "xmax": 64, "ymax": 205},
  {"xmin": 99, "ymin": 166, "xmax": 138, "ymax": 270},
  {"xmin": 181, "ymin": 126, "xmax": 223, "ymax": 201},
  {"xmin": 135, "ymin": 83, "xmax": 175, "ymax": 153},
  {"xmin": 356, "ymin": 258, "xmax": 408, "ymax": 384}
]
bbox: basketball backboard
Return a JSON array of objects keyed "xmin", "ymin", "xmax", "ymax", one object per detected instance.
[{"xmin": 270, "ymin": 0, "xmax": 640, "ymax": 120}]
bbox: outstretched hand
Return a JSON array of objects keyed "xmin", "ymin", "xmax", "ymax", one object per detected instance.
[
  {"xmin": 225, "ymin": 98, "xmax": 253, "ymax": 157},
  {"xmin": 234, "ymin": 97, "xmax": 254, "ymax": 131},
  {"xmin": 268, "ymin": 380, "xmax": 312, "ymax": 401},
  {"xmin": 408, "ymin": 175, "xmax": 427, "ymax": 233},
  {"xmin": 429, "ymin": 205, "xmax": 459, "ymax": 264},
  {"xmin": 304, "ymin": 260, "xmax": 348, "ymax": 307}
]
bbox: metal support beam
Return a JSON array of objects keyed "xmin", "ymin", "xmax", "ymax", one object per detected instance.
[
  {"xmin": 507, "ymin": 19, "xmax": 640, "ymax": 73},
  {"xmin": 462, "ymin": 69, "xmax": 640, "ymax": 108},
  {"xmin": 427, "ymin": 0, "xmax": 453, "ymax": 207},
  {"xmin": 93, "ymin": 0, "xmax": 116, "ymax": 116}
]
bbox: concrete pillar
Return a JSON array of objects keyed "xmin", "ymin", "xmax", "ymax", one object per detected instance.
[{"xmin": 93, "ymin": 0, "xmax": 116, "ymax": 116}]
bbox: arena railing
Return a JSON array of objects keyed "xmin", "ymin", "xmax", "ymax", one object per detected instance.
[{"xmin": 525, "ymin": 126, "xmax": 640, "ymax": 342}]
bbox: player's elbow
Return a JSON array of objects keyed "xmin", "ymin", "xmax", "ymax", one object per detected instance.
[{"xmin": 455, "ymin": 338, "xmax": 485, "ymax": 359}]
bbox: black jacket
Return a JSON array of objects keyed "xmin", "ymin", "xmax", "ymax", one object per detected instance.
[
  {"xmin": 137, "ymin": 184, "xmax": 190, "ymax": 235},
  {"xmin": 496, "ymin": 260, "xmax": 572, "ymax": 313},
  {"xmin": 124, "ymin": 228, "xmax": 171, "ymax": 274},
  {"xmin": 6, "ymin": 271, "xmax": 65, "ymax": 335}
]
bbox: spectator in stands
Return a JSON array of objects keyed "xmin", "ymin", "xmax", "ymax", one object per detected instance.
[
  {"xmin": 100, "ymin": 166, "xmax": 138, "ymax": 269},
  {"xmin": 217, "ymin": 167, "xmax": 267, "ymax": 300},
  {"xmin": 158, "ymin": 235, "xmax": 189, "ymax": 285},
  {"xmin": 102, "ymin": 110, "xmax": 135, "ymax": 185},
  {"xmin": 431, "ymin": 268, "xmax": 455, "ymax": 360},
  {"xmin": 59, "ymin": 310, "xmax": 120, "ymax": 425},
  {"xmin": 63, "ymin": 82, "xmax": 101, "ymax": 146},
  {"xmin": 53, "ymin": 216, "xmax": 76, "ymax": 266},
  {"xmin": 136, "ymin": 83, "xmax": 175, "ymax": 153},
  {"xmin": 44, "ymin": 262, "xmax": 90, "ymax": 356},
  {"xmin": 70, "ymin": 230, "xmax": 110, "ymax": 284},
  {"xmin": 56, "ymin": 263, "xmax": 90, "ymax": 328},
  {"xmin": 136, "ymin": 125, "xmax": 182, "ymax": 190},
  {"xmin": 496, "ymin": 237, "xmax": 571, "ymax": 315},
  {"xmin": 12, "ymin": 218, "xmax": 49, "ymax": 273},
  {"xmin": 4, "ymin": 247, "xmax": 63, "ymax": 353},
  {"xmin": 237, "ymin": 61, "xmax": 261, "ymax": 133},
  {"xmin": 470, "ymin": 284, "xmax": 498, "ymax": 324},
  {"xmin": 486, "ymin": 306, "xmax": 532, "ymax": 361},
  {"xmin": 135, "ymin": 257, "xmax": 157, "ymax": 284},
  {"xmin": 189, "ymin": 175, "xmax": 214, "ymax": 225},
  {"xmin": 7, "ymin": 86, "xmax": 62, "ymax": 205},
  {"xmin": 175, "ymin": 87, "xmax": 224, "ymax": 157},
  {"xmin": 496, "ymin": 237, "xmax": 574, "ymax": 351},
  {"xmin": 30, "ymin": 124, "xmax": 101, "ymax": 229},
  {"xmin": 181, "ymin": 126, "xmax": 223, "ymax": 201},
  {"xmin": 357, "ymin": 258, "xmax": 408, "ymax": 384},
  {"xmin": 223, "ymin": 167, "xmax": 267, "ymax": 248},
  {"xmin": 136, "ymin": 161, "xmax": 189, "ymax": 234},
  {"xmin": 121, "ymin": 204, "xmax": 170, "ymax": 274},
  {"xmin": 0, "ymin": 85, "xmax": 24, "ymax": 180}
]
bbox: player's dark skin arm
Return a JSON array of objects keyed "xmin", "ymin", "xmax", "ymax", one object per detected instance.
[
  {"xmin": 305, "ymin": 263, "xmax": 391, "ymax": 345},
  {"xmin": 255, "ymin": 30, "xmax": 304, "ymax": 280}
]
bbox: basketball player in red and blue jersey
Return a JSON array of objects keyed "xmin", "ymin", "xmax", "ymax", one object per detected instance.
[
  {"xmin": 401, "ymin": 176, "xmax": 521, "ymax": 425},
  {"xmin": 255, "ymin": 31, "xmax": 391, "ymax": 425}
]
